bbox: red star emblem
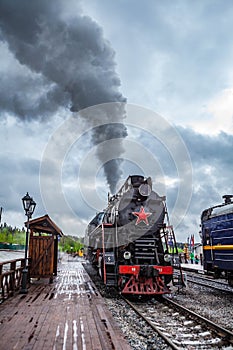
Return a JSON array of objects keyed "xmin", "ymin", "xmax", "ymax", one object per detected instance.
[{"xmin": 132, "ymin": 206, "xmax": 152, "ymax": 225}]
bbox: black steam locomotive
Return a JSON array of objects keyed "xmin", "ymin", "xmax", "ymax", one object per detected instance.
[
  {"xmin": 85, "ymin": 175, "xmax": 179, "ymax": 295},
  {"xmin": 201, "ymin": 195, "xmax": 233, "ymax": 286}
]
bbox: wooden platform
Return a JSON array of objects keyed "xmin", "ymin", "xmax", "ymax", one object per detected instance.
[{"xmin": 0, "ymin": 255, "xmax": 131, "ymax": 350}]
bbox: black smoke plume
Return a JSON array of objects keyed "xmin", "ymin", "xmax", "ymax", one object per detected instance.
[{"xmin": 0, "ymin": 0, "xmax": 127, "ymax": 192}]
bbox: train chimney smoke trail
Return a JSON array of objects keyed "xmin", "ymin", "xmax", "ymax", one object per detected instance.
[{"xmin": 0, "ymin": 0, "xmax": 127, "ymax": 192}]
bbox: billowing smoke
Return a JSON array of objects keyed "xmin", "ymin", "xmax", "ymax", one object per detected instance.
[{"xmin": 0, "ymin": 0, "xmax": 127, "ymax": 192}]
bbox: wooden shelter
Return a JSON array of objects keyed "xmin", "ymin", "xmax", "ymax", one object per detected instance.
[{"xmin": 28, "ymin": 215, "xmax": 63, "ymax": 282}]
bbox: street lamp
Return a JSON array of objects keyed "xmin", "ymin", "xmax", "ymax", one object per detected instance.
[{"xmin": 20, "ymin": 192, "xmax": 36, "ymax": 293}]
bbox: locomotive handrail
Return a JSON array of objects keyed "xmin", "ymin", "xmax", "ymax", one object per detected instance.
[{"xmin": 101, "ymin": 224, "xmax": 106, "ymax": 284}]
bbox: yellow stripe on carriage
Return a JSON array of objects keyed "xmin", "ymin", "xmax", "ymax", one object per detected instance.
[{"xmin": 203, "ymin": 245, "xmax": 233, "ymax": 250}]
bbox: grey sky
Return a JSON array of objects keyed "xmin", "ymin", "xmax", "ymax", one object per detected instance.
[{"xmin": 0, "ymin": 0, "xmax": 232, "ymax": 242}]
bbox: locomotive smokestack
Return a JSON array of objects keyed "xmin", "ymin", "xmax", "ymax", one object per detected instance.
[{"xmin": 0, "ymin": 0, "xmax": 127, "ymax": 192}]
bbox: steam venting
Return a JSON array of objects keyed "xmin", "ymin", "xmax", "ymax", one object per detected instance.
[{"xmin": 0, "ymin": 0, "xmax": 127, "ymax": 193}]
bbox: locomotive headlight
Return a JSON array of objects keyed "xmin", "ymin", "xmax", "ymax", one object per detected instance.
[
  {"xmin": 123, "ymin": 251, "xmax": 131, "ymax": 260},
  {"xmin": 164, "ymin": 254, "xmax": 172, "ymax": 262}
]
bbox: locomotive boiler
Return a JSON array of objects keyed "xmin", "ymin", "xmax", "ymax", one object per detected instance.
[
  {"xmin": 201, "ymin": 195, "xmax": 233, "ymax": 286},
  {"xmin": 85, "ymin": 175, "xmax": 179, "ymax": 295}
]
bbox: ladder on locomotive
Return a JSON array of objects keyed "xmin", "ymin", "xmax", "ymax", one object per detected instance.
[
  {"xmin": 101, "ymin": 223, "xmax": 117, "ymax": 287},
  {"xmin": 163, "ymin": 203, "xmax": 186, "ymax": 289},
  {"xmin": 163, "ymin": 202, "xmax": 178, "ymax": 256}
]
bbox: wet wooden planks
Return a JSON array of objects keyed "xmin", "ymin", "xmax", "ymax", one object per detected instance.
[{"xmin": 0, "ymin": 258, "xmax": 131, "ymax": 350}]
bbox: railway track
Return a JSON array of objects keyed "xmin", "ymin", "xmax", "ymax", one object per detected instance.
[
  {"xmin": 85, "ymin": 261, "xmax": 233, "ymax": 348},
  {"xmin": 185, "ymin": 272, "xmax": 233, "ymax": 294},
  {"xmin": 123, "ymin": 296, "xmax": 233, "ymax": 350}
]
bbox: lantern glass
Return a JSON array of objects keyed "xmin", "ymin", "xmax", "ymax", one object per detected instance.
[
  {"xmin": 28, "ymin": 198, "xmax": 36, "ymax": 217},
  {"xmin": 22, "ymin": 193, "xmax": 36, "ymax": 217},
  {"xmin": 22, "ymin": 192, "xmax": 32, "ymax": 212}
]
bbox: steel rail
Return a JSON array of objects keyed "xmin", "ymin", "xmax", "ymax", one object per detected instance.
[
  {"xmin": 123, "ymin": 297, "xmax": 179, "ymax": 350},
  {"xmin": 186, "ymin": 276, "xmax": 233, "ymax": 294},
  {"xmin": 185, "ymin": 269, "xmax": 230, "ymax": 285},
  {"xmin": 164, "ymin": 296, "xmax": 233, "ymax": 344}
]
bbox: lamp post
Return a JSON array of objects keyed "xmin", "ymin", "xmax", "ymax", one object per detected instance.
[{"xmin": 20, "ymin": 192, "xmax": 36, "ymax": 294}]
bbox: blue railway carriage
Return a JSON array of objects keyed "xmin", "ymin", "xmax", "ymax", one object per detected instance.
[{"xmin": 201, "ymin": 195, "xmax": 233, "ymax": 286}]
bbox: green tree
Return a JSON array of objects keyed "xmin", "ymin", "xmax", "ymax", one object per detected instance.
[
  {"xmin": 59, "ymin": 235, "xmax": 83, "ymax": 253},
  {"xmin": 0, "ymin": 224, "xmax": 26, "ymax": 245}
]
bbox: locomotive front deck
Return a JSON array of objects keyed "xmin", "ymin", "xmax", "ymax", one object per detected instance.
[{"xmin": 0, "ymin": 255, "xmax": 131, "ymax": 350}]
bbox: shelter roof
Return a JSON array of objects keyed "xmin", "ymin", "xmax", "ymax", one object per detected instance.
[{"xmin": 26, "ymin": 214, "xmax": 63, "ymax": 236}]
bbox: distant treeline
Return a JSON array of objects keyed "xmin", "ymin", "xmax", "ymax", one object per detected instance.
[
  {"xmin": 0, "ymin": 223, "xmax": 84, "ymax": 252},
  {"xmin": 0, "ymin": 223, "xmax": 26, "ymax": 245},
  {"xmin": 59, "ymin": 235, "xmax": 84, "ymax": 253}
]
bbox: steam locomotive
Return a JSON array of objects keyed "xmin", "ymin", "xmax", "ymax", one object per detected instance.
[
  {"xmin": 85, "ymin": 175, "xmax": 179, "ymax": 295},
  {"xmin": 201, "ymin": 195, "xmax": 233, "ymax": 286}
]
